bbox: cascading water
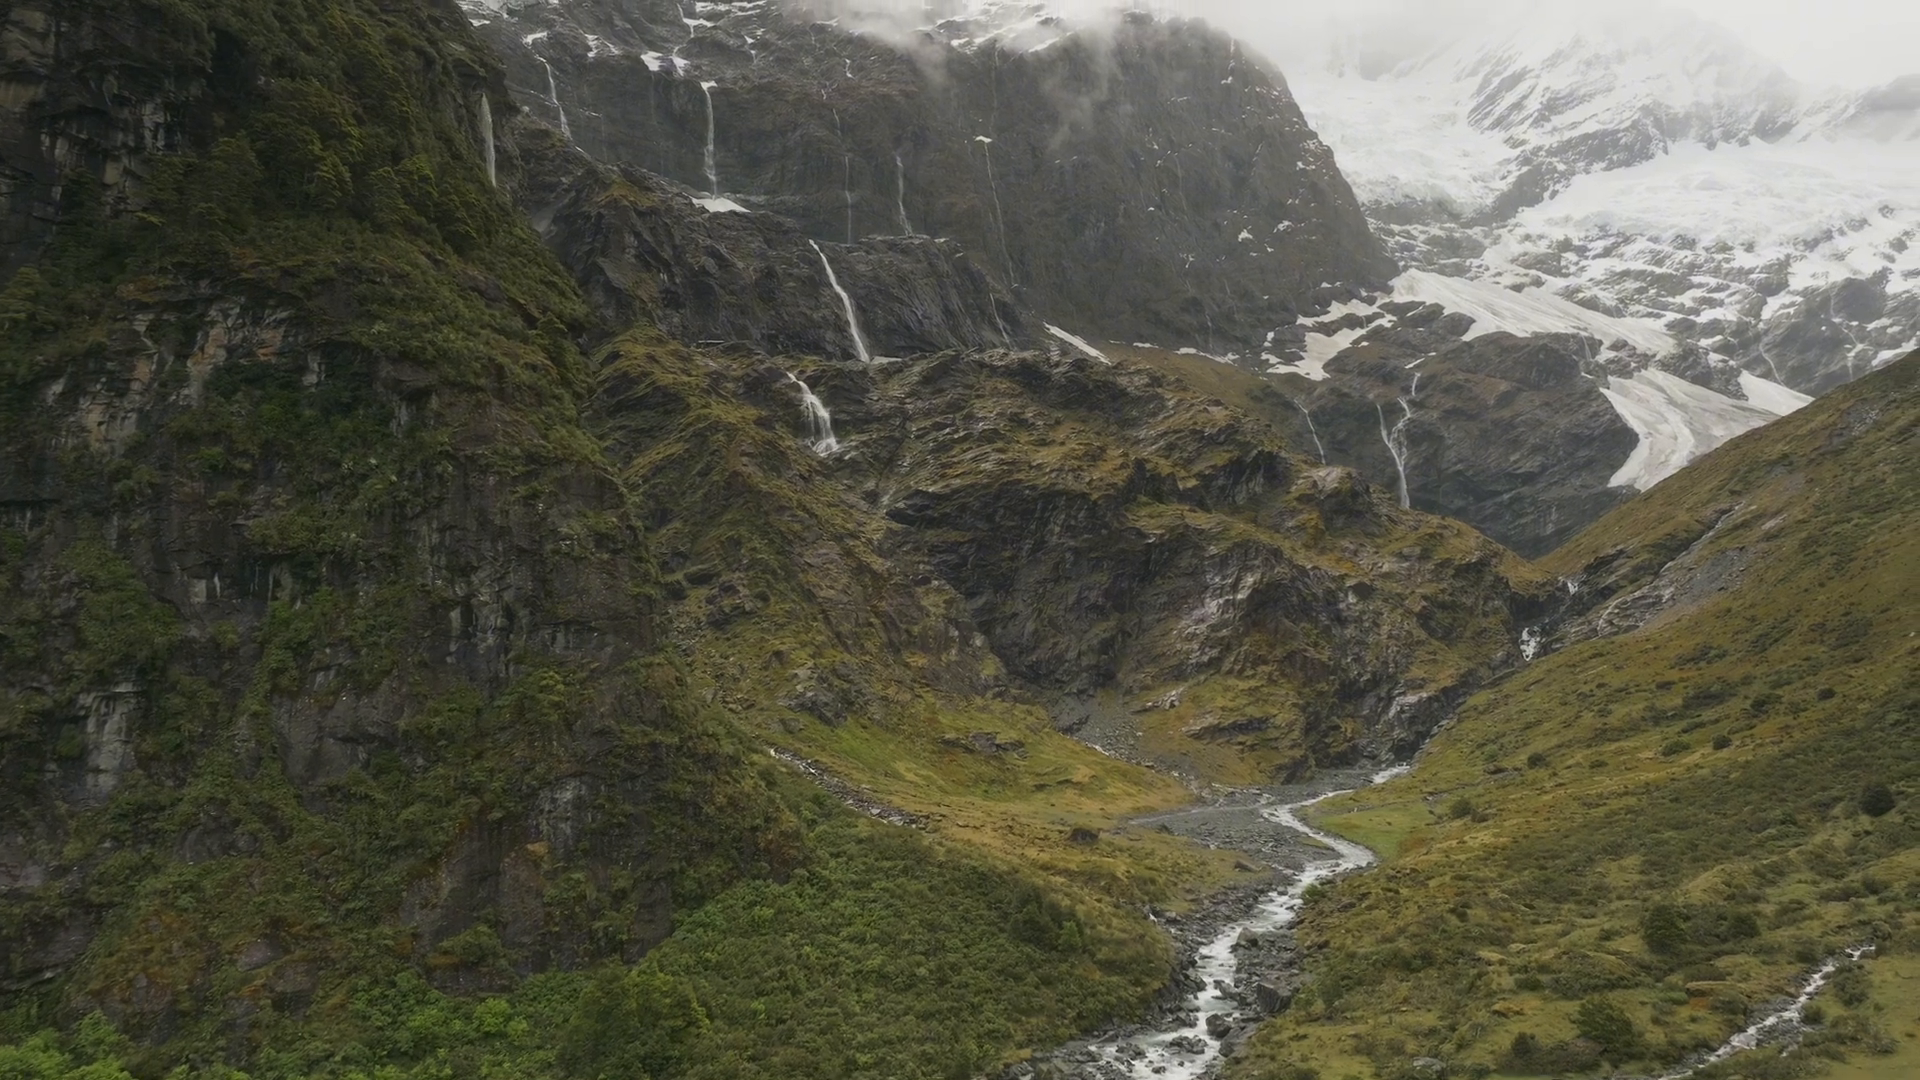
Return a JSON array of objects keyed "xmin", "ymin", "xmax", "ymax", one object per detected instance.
[
  {"xmin": 1293, "ymin": 399, "xmax": 1328, "ymax": 464},
  {"xmin": 1655, "ymin": 946, "xmax": 1877, "ymax": 1079},
  {"xmin": 809, "ymin": 240, "xmax": 873, "ymax": 364},
  {"xmin": 1101, "ymin": 769, "xmax": 1410, "ymax": 1079},
  {"xmin": 975, "ymin": 136, "xmax": 1016, "ymax": 286},
  {"xmin": 834, "ymin": 110, "xmax": 854, "ymax": 244},
  {"xmin": 476, "ymin": 93, "xmax": 497, "ymax": 187},
  {"xmin": 895, "ymin": 152, "xmax": 914, "ymax": 235},
  {"xmin": 700, "ymin": 81, "xmax": 720, "ymax": 196},
  {"xmin": 1377, "ymin": 399, "xmax": 1414, "ymax": 509},
  {"xmin": 785, "ymin": 373, "xmax": 841, "ymax": 455},
  {"xmin": 539, "ymin": 57, "xmax": 571, "ymax": 140},
  {"xmin": 1827, "ymin": 293, "xmax": 1865, "ymax": 380}
]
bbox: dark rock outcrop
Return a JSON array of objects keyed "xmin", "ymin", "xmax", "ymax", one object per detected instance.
[
  {"xmin": 1287, "ymin": 324, "xmax": 1639, "ymax": 556},
  {"xmin": 467, "ymin": 0, "xmax": 1394, "ymax": 356},
  {"xmin": 508, "ymin": 124, "xmax": 1027, "ymax": 356}
]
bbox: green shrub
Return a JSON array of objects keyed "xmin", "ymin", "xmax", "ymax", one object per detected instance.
[
  {"xmin": 1573, "ymin": 997, "xmax": 1641, "ymax": 1057},
  {"xmin": 558, "ymin": 967, "xmax": 707, "ymax": 1080},
  {"xmin": 1859, "ymin": 782, "xmax": 1896, "ymax": 817},
  {"xmin": 1643, "ymin": 903, "xmax": 1691, "ymax": 956}
]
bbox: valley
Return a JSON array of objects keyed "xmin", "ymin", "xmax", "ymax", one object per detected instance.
[{"xmin": 0, "ymin": 2, "xmax": 1912, "ymax": 1080}]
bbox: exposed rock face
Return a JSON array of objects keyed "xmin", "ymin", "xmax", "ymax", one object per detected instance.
[
  {"xmin": 0, "ymin": 0, "xmax": 799, "ymax": 1032},
  {"xmin": 669, "ymin": 345, "xmax": 1555, "ymax": 779},
  {"xmin": 509, "ymin": 125, "xmax": 1027, "ymax": 357},
  {"xmin": 1288, "ymin": 319, "xmax": 1640, "ymax": 556},
  {"xmin": 465, "ymin": 0, "xmax": 1394, "ymax": 356},
  {"xmin": 0, "ymin": 3, "xmax": 191, "ymax": 274}
]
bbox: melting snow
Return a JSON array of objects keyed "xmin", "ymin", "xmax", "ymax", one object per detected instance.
[
  {"xmin": 1045, "ymin": 324, "xmax": 1113, "ymax": 364},
  {"xmin": 1736, "ymin": 371, "xmax": 1813, "ymax": 416},
  {"xmin": 1394, "ymin": 270, "xmax": 1676, "ymax": 355},
  {"xmin": 691, "ymin": 196, "xmax": 750, "ymax": 214},
  {"xmin": 1600, "ymin": 369, "xmax": 1776, "ymax": 490}
]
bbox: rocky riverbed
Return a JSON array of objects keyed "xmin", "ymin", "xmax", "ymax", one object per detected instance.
[{"xmin": 1007, "ymin": 767, "xmax": 1407, "ymax": 1080}]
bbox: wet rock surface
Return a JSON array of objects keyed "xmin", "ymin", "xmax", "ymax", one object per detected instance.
[
  {"xmin": 1284, "ymin": 318, "xmax": 1640, "ymax": 556},
  {"xmin": 465, "ymin": 0, "xmax": 1394, "ymax": 357},
  {"xmin": 1009, "ymin": 769, "xmax": 1395, "ymax": 1080}
]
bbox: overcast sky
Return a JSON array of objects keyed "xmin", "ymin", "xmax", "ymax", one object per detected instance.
[
  {"xmin": 1669, "ymin": 0, "xmax": 1919, "ymax": 85},
  {"xmin": 1051, "ymin": 0, "xmax": 1919, "ymax": 87}
]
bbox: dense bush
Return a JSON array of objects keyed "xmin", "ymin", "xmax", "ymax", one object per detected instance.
[{"xmin": 1573, "ymin": 997, "xmax": 1640, "ymax": 1057}]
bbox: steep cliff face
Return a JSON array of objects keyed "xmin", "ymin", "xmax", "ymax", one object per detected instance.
[
  {"xmin": 465, "ymin": 0, "xmax": 1395, "ymax": 357},
  {"xmin": 625, "ymin": 342, "xmax": 1554, "ymax": 785},
  {"xmin": 0, "ymin": 0, "xmax": 803, "ymax": 1045},
  {"xmin": 1287, "ymin": 317, "xmax": 1641, "ymax": 556},
  {"xmin": 510, "ymin": 124, "xmax": 1028, "ymax": 358}
]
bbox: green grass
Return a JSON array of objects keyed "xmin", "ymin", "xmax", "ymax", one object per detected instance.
[{"xmin": 1232, "ymin": 356, "xmax": 1920, "ymax": 1080}]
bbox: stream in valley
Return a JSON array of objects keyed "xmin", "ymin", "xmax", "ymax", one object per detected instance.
[{"xmin": 1020, "ymin": 766, "xmax": 1408, "ymax": 1080}]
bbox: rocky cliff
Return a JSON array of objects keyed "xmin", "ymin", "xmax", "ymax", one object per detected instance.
[
  {"xmin": 0, "ymin": 1, "xmax": 1569, "ymax": 1076},
  {"xmin": 464, "ymin": 0, "xmax": 1394, "ymax": 358},
  {"xmin": 0, "ymin": 0, "xmax": 804, "ymax": 1047}
]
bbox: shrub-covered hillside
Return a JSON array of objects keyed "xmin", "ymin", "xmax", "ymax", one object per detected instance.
[
  {"xmin": 0, "ymin": 1, "xmax": 1172, "ymax": 1076},
  {"xmin": 1232, "ymin": 354, "xmax": 1920, "ymax": 1080}
]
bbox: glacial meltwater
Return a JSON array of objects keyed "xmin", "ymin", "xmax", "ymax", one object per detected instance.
[{"xmin": 1099, "ymin": 768, "xmax": 1409, "ymax": 1079}]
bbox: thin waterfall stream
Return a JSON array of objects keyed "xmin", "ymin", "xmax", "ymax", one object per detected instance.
[
  {"xmin": 976, "ymin": 136, "xmax": 1016, "ymax": 286},
  {"xmin": 700, "ymin": 81, "xmax": 720, "ymax": 196},
  {"xmin": 809, "ymin": 241, "xmax": 873, "ymax": 364},
  {"xmin": 539, "ymin": 57, "xmax": 571, "ymax": 139},
  {"xmin": 1292, "ymin": 399, "xmax": 1327, "ymax": 464},
  {"xmin": 785, "ymin": 373, "xmax": 840, "ymax": 455},
  {"xmin": 1377, "ymin": 399, "xmax": 1413, "ymax": 509},
  {"xmin": 476, "ymin": 94, "xmax": 496, "ymax": 187},
  {"xmin": 895, "ymin": 151, "xmax": 914, "ymax": 235}
]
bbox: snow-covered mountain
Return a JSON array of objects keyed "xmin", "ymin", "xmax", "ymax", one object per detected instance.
[{"xmin": 1275, "ymin": 2, "xmax": 1920, "ymax": 397}]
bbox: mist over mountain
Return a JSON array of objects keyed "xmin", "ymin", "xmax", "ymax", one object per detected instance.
[{"xmin": 0, "ymin": 3, "xmax": 1911, "ymax": 1080}]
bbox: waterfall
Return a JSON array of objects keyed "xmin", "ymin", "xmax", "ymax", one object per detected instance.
[
  {"xmin": 834, "ymin": 110, "xmax": 854, "ymax": 244},
  {"xmin": 786, "ymin": 373, "xmax": 841, "ymax": 455},
  {"xmin": 540, "ymin": 57, "xmax": 571, "ymax": 139},
  {"xmin": 895, "ymin": 152, "xmax": 914, "ymax": 235},
  {"xmin": 809, "ymin": 240, "xmax": 873, "ymax": 364},
  {"xmin": 700, "ymin": 81, "xmax": 720, "ymax": 196},
  {"xmin": 1292, "ymin": 400, "xmax": 1328, "ymax": 464},
  {"xmin": 975, "ymin": 136, "xmax": 1015, "ymax": 286},
  {"xmin": 1376, "ymin": 399, "xmax": 1413, "ymax": 509},
  {"xmin": 1654, "ymin": 946, "xmax": 1877, "ymax": 1079},
  {"xmin": 1827, "ymin": 293, "xmax": 1864, "ymax": 379},
  {"xmin": 476, "ymin": 93, "xmax": 497, "ymax": 187}
]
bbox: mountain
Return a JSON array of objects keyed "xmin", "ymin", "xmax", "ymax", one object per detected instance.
[
  {"xmin": 462, "ymin": 0, "xmax": 1393, "ymax": 359},
  {"xmin": 1280, "ymin": 3, "xmax": 1920, "ymax": 398},
  {"xmin": 1232, "ymin": 351, "xmax": 1919, "ymax": 1079},
  {"xmin": 0, "ymin": 1, "xmax": 1555, "ymax": 1077}
]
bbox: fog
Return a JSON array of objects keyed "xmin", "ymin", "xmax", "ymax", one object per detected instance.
[{"xmin": 825, "ymin": 0, "xmax": 1918, "ymax": 88}]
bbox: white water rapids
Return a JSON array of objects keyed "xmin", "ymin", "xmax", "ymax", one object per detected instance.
[
  {"xmin": 1099, "ymin": 767, "xmax": 1409, "ymax": 1079},
  {"xmin": 1655, "ymin": 944, "xmax": 1878, "ymax": 1080}
]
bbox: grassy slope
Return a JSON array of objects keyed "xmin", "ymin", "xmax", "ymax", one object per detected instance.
[{"xmin": 1233, "ymin": 355, "xmax": 1920, "ymax": 1080}]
